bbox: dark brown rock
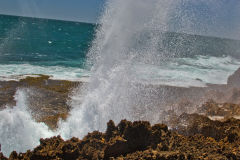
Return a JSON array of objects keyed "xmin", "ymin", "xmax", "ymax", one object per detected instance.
[
  {"xmin": 105, "ymin": 120, "xmax": 117, "ymax": 141},
  {"xmin": 0, "ymin": 152, "xmax": 8, "ymax": 160},
  {"xmin": 3, "ymin": 118, "xmax": 240, "ymax": 160}
]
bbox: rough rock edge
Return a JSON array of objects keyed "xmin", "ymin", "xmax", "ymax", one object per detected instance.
[{"xmin": 1, "ymin": 117, "xmax": 239, "ymax": 160}]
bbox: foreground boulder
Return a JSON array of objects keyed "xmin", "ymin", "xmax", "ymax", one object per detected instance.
[{"xmin": 1, "ymin": 117, "xmax": 240, "ymax": 160}]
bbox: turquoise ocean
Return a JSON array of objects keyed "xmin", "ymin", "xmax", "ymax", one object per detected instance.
[
  {"xmin": 0, "ymin": 14, "xmax": 95, "ymax": 81},
  {"xmin": 0, "ymin": 14, "xmax": 240, "ymax": 87}
]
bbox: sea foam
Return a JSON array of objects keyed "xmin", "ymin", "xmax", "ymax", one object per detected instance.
[
  {"xmin": 0, "ymin": 64, "xmax": 90, "ymax": 82},
  {"xmin": 0, "ymin": 89, "xmax": 54, "ymax": 156}
]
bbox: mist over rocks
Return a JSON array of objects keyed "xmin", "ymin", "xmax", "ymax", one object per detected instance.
[
  {"xmin": 228, "ymin": 67, "xmax": 240, "ymax": 87},
  {"xmin": 1, "ymin": 68, "xmax": 240, "ymax": 131},
  {"xmin": 0, "ymin": 73, "xmax": 240, "ymax": 159}
]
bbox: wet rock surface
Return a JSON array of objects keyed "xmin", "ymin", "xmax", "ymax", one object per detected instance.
[{"xmin": 1, "ymin": 118, "xmax": 239, "ymax": 160}]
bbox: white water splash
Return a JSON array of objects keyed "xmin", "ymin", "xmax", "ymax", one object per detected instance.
[
  {"xmin": 58, "ymin": 0, "xmax": 240, "ymax": 139},
  {"xmin": 59, "ymin": 0, "xmax": 185, "ymax": 138},
  {"xmin": 0, "ymin": 89, "xmax": 54, "ymax": 156}
]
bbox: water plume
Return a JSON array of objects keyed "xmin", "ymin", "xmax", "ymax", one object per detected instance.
[
  {"xmin": 59, "ymin": 0, "xmax": 240, "ymax": 138},
  {"xmin": 59, "ymin": 0, "xmax": 188, "ymax": 138}
]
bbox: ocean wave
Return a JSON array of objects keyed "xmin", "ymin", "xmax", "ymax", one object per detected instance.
[
  {"xmin": 132, "ymin": 55, "xmax": 240, "ymax": 87},
  {"xmin": 0, "ymin": 63, "xmax": 90, "ymax": 82},
  {"xmin": 0, "ymin": 55, "xmax": 239, "ymax": 87}
]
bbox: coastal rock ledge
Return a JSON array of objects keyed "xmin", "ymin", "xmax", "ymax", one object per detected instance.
[{"xmin": 1, "ymin": 117, "xmax": 240, "ymax": 160}]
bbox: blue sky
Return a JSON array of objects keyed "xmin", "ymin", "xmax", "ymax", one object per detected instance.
[
  {"xmin": 0, "ymin": 0, "xmax": 105, "ymax": 23},
  {"xmin": 169, "ymin": 0, "xmax": 240, "ymax": 39},
  {"xmin": 0, "ymin": 0, "xmax": 239, "ymax": 39}
]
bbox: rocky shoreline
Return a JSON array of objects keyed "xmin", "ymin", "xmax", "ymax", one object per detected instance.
[
  {"xmin": 1, "ymin": 116, "xmax": 239, "ymax": 159},
  {"xmin": 0, "ymin": 68, "xmax": 240, "ymax": 159}
]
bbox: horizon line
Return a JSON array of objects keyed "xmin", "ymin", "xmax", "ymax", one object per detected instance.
[{"xmin": 0, "ymin": 13, "xmax": 97, "ymax": 25}]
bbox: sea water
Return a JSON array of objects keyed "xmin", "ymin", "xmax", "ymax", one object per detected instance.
[
  {"xmin": 0, "ymin": 14, "xmax": 94, "ymax": 81},
  {"xmin": 0, "ymin": 14, "xmax": 239, "ymax": 86}
]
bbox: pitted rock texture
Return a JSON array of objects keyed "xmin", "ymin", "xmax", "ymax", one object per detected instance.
[{"xmin": 1, "ymin": 118, "xmax": 239, "ymax": 160}]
